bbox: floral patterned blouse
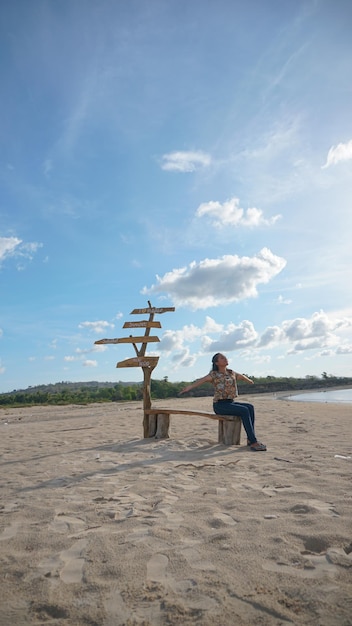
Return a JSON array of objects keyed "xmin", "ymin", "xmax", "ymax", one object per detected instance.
[{"xmin": 210, "ymin": 369, "xmax": 238, "ymax": 402}]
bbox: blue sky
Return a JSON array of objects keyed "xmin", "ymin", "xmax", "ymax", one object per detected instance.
[{"xmin": 1, "ymin": 0, "xmax": 352, "ymax": 393}]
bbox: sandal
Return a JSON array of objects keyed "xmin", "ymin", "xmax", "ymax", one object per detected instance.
[{"xmin": 250, "ymin": 442, "xmax": 267, "ymax": 451}]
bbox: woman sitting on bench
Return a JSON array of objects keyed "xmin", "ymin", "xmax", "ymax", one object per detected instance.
[{"xmin": 179, "ymin": 353, "xmax": 267, "ymax": 451}]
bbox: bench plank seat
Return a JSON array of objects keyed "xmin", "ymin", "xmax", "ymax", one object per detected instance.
[{"xmin": 144, "ymin": 408, "xmax": 242, "ymax": 445}]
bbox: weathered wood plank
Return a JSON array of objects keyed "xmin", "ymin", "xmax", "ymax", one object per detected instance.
[
  {"xmin": 130, "ymin": 307, "xmax": 175, "ymax": 314},
  {"xmin": 144, "ymin": 408, "xmax": 238, "ymax": 421},
  {"xmin": 123, "ymin": 321, "xmax": 161, "ymax": 328},
  {"xmin": 95, "ymin": 336, "xmax": 160, "ymax": 345},
  {"xmin": 117, "ymin": 336, "xmax": 160, "ymax": 344},
  {"xmin": 116, "ymin": 357, "xmax": 159, "ymax": 368}
]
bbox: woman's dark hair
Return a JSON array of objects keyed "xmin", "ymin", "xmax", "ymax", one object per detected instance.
[{"xmin": 211, "ymin": 353, "xmax": 221, "ymax": 371}]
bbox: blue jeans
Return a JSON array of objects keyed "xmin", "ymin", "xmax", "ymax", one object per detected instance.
[{"xmin": 213, "ymin": 400, "xmax": 257, "ymax": 444}]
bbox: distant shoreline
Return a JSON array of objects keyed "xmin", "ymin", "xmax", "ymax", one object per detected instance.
[{"xmin": 277, "ymin": 386, "xmax": 352, "ymax": 403}]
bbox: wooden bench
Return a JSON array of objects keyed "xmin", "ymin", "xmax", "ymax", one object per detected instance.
[{"xmin": 144, "ymin": 408, "xmax": 242, "ymax": 445}]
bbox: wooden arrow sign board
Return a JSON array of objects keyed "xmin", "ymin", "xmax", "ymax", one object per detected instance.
[
  {"xmin": 116, "ymin": 357, "xmax": 159, "ymax": 369},
  {"xmin": 123, "ymin": 321, "xmax": 161, "ymax": 328},
  {"xmin": 130, "ymin": 307, "xmax": 175, "ymax": 315},
  {"xmin": 95, "ymin": 336, "xmax": 160, "ymax": 345}
]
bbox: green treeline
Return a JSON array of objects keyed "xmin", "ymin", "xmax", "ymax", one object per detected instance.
[{"xmin": 0, "ymin": 374, "xmax": 351, "ymax": 408}]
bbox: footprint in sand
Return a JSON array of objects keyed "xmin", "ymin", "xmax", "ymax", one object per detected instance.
[
  {"xmin": 290, "ymin": 499, "xmax": 338, "ymax": 517},
  {"xmin": 146, "ymin": 553, "xmax": 170, "ymax": 583},
  {"xmin": 49, "ymin": 514, "xmax": 86, "ymax": 535},
  {"xmin": 58, "ymin": 538, "xmax": 87, "ymax": 583},
  {"xmin": 263, "ymin": 555, "xmax": 338, "ymax": 579},
  {"xmin": 180, "ymin": 547, "xmax": 216, "ymax": 571},
  {"xmin": 104, "ymin": 583, "xmax": 132, "ymax": 626},
  {"xmin": 103, "ymin": 489, "xmax": 183, "ymax": 529},
  {"xmin": 0, "ymin": 520, "xmax": 20, "ymax": 541},
  {"xmin": 153, "ymin": 502, "xmax": 183, "ymax": 527},
  {"xmin": 146, "ymin": 553, "xmax": 218, "ymax": 612},
  {"xmin": 37, "ymin": 538, "xmax": 87, "ymax": 583}
]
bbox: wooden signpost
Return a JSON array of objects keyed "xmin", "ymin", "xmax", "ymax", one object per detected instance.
[
  {"xmin": 95, "ymin": 301, "xmax": 242, "ymax": 445},
  {"xmin": 94, "ymin": 301, "xmax": 175, "ymax": 438}
]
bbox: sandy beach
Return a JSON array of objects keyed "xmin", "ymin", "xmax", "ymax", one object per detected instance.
[{"xmin": 0, "ymin": 394, "xmax": 351, "ymax": 626}]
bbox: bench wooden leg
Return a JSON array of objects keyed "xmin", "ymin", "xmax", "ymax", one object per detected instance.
[
  {"xmin": 144, "ymin": 412, "xmax": 170, "ymax": 439},
  {"xmin": 155, "ymin": 413, "xmax": 170, "ymax": 439},
  {"xmin": 218, "ymin": 417, "xmax": 242, "ymax": 445}
]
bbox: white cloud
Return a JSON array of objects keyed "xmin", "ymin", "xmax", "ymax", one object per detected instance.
[
  {"xmin": 336, "ymin": 344, "xmax": 352, "ymax": 354},
  {"xmin": 276, "ymin": 295, "xmax": 292, "ymax": 305},
  {"xmin": 287, "ymin": 338, "xmax": 328, "ymax": 354},
  {"xmin": 154, "ymin": 310, "xmax": 352, "ymax": 370},
  {"xmin": 202, "ymin": 320, "xmax": 258, "ymax": 352},
  {"xmin": 196, "ymin": 197, "xmax": 281, "ymax": 228},
  {"xmin": 266, "ymin": 311, "xmax": 352, "ymax": 355},
  {"xmin": 143, "ymin": 248, "xmax": 286, "ymax": 310},
  {"xmin": 322, "ymin": 139, "xmax": 352, "ymax": 168},
  {"xmin": 258, "ymin": 326, "xmax": 283, "ymax": 348},
  {"xmin": 0, "ymin": 237, "xmax": 22, "ymax": 261},
  {"xmin": 281, "ymin": 310, "xmax": 350, "ymax": 342},
  {"xmin": 75, "ymin": 345, "xmax": 107, "ymax": 354},
  {"xmin": 19, "ymin": 241, "xmax": 43, "ymax": 259},
  {"xmin": 83, "ymin": 360, "xmax": 97, "ymax": 367},
  {"xmin": 0, "ymin": 236, "xmax": 42, "ymax": 268},
  {"xmin": 170, "ymin": 348, "xmax": 197, "ymax": 369},
  {"xmin": 159, "ymin": 324, "xmax": 205, "ymax": 354},
  {"xmin": 78, "ymin": 320, "xmax": 115, "ymax": 334},
  {"xmin": 158, "ymin": 317, "xmax": 223, "ymax": 368},
  {"xmin": 203, "ymin": 316, "xmax": 224, "ymax": 335},
  {"xmin": 160, "ymin": 150, "xmax": 211, "ymax": 172},
  {"xmin": 158, "ymin": 317, "xmax": 222, "ymax": 355}
]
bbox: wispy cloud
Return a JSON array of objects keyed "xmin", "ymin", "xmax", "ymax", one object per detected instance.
[
  {"xmin": 78, "ymin": 320, "xmax": 115, "ymax": 334},
  {"xmin": 336, "ymin": 344, "xmax": 352, "ymax": 354},
  {"xmin": 322, "ymin": 139, "xmax": 352, "ymax": 169},
  {"xmin": 160, "ymin": 150, "xmax": 211, "ymax": 172},
  {"xmin": 143, "ymin": 248, "xmax": 286, "ymax": 310},
  {"xmin": 83, "ymin": 360, "xmax": 97, "ymax": 367},
  {"xmin": 276, "ymin": 295, "xmax": 292, "ymax": 305},
  {"xmin": 0, "ymin": 237, "xmax": 22, "ymax": 263},
  {"xmin": 43, "ymin": 158, "xmax": 53, "ymax": 176},
  {"xmin": 196, "ymin": 197, "xmax": 281, "ymax": 228},
  {"xmin": 0, "ymin": 236, "xmax": 42, "ymax": 269}
]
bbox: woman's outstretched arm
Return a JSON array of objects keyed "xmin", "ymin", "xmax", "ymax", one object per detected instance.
[
  {"xmin": 179, "ymin": 374, "xmax": 212, "ymax": 394},
  {"xmin": 236, "ymin": 372, "xmax": 254, "ymax": 384}
]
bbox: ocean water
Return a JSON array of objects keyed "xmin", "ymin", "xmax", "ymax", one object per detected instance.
[{"xmin": 286, "ymin": 388, "xmax": 352, "ymax": 404}]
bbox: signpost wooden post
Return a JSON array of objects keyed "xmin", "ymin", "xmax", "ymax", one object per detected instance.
[{"xmin": 94, "ymin": 301, "xmax": 175, "ymax": 438}]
